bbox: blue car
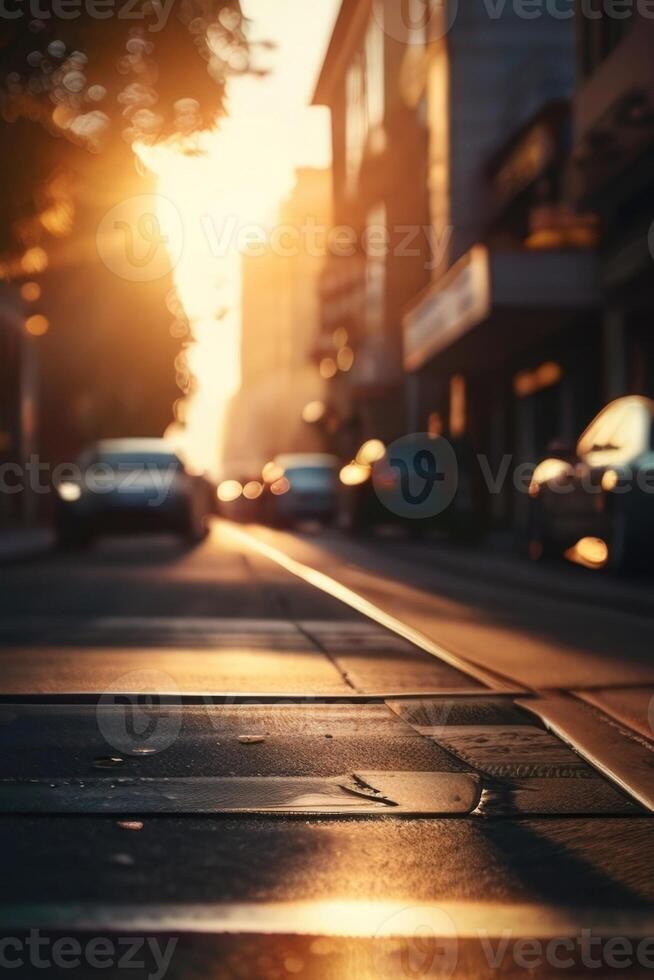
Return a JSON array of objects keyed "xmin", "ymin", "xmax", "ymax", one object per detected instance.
[
  {"xmin": 55, "ymin": 438, "xmax": 212, "ymax": 547},
  {"xmin": 264, "ymin": 454, "xmax": 339, "ymax": 528}
]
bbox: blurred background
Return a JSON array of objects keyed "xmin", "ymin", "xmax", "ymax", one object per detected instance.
[{"xmin": 1, "ymin": 0, "xmax": 654, "ymax": 567}]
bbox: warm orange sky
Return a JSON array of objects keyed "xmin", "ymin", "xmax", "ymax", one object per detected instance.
[
  {"xmin": 232, "ymin": 0, "xmax": 341, "ymax": 168},
  {"xmin": 152, "ymin": 0, "xmax": 342, "ymax": 475}
]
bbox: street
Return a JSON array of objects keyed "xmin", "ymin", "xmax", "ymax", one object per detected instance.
[
  {"xmin": 1, "ymin": 523, "xmax": 653, "ymax": 978},
  {"xmin": 1, "ymin": 0, "xmax": 654, "ymax": 975}
]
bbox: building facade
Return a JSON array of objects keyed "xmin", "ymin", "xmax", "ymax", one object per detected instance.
[
  {"xmin": 312, "ymin": 0, "xmax": 654, "ymax": 536},
  {"xmin": 401, "ymin": 1, "xmax": 604, "ymax": 532},
  {"xmin": 313, "ymin": 0, "xmax": 432, "ymax": 459},
  {"xmin": 573, "ymin": 9, "xmax": 654, "ymax": 400},
  {"xmin": 222, "ymin": 168, "xmax": 332, "ymax": 476},
  {"xmin": 0, "ymin": 285, "xmax": 39, "ymax": 528}
]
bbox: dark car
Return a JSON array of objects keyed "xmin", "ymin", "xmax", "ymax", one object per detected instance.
[
  {"xmin": 55, "ymin": 438, "xmax": 212, "ymax": 547},
  {"xmin": 263, "ymin": 453, "xmax": 339, "ymax": 528},
  {"xmin": 340, "ymin": 436, "xmax": 481, "ymax": 540},
  {"xmin": 528, "ymin": 396, "xmax": 654, "ymax": 570}
]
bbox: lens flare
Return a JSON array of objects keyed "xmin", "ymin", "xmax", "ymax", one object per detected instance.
[
  {"xmin": 134, "ymin": 115, "xmax": 296, "ymax": 478},
  {"xmin": 57, "ymin": 482, "xmax": 81, "ymax": 502},
  {"xmin": 21, "ymin": 281, "xmax": 41, "ymax": 302},
  {"xmin": 262, "ymin": 462, "xmax": 285, "ymax": 484},
  {"xmin": 356, "ymin": 439, "xmax": 385, "ymax": 466},
  {"xmin": 340, "ymin": 462, "xmax": 371, "ymax": 487},
  {"xmin": 217, "ymin": 480, "xmax": 243, "ymax": 503},
  {"xmin": 25, "ymin": 314, "xmax": 49, "ymax": 336},
  {"xmin": 302, "ymin": 401, "xmax": 326, "ymax": 424},
  {"xmin": 243, "ymin": 480, "xmax": 263, "ymax": 500},
  {"xmin": 565, "ymin": 536, "xmax": 609, "ymax": 569},
  {"xmin": 271, "ymin": 477, "xmax": 291, "ymax": 496}
]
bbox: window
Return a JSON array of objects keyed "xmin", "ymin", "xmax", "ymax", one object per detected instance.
[
  {"xmin": 580, "ymin": 5, "xmax": 634, "ymax": 78},
  {"xmin": 365, "ymin": 9, "xmax": 385, "ymax": 129},
  {"xmin": 405, "ymin": 0, "xmax": 430, "ymax": 45},
  {"xmin": 449, "ymin": 375, "xmax": 466, "ymax": 437},
  {"xmin": 345, "ymin": 8, "xmax": 386, "ymax": 194},
  {"xmin": 365, "ymin": 203, "xmax": 387, "ymax": 337},
  {"xmin": 345, "ymin": 58, "xmax": 366, "ymax": 192}
]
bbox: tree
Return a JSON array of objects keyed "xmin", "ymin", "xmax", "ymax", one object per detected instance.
[
  {"xmin": 0, "ymin": 1, "xmax": 259, "ymax": 466},
  {"xmin": 0, "ymin": 0, "xmax": 250, "ymax": 256}
]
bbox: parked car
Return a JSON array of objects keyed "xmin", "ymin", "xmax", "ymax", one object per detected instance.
[
  {"xmin": 263, "ymin": 453, "xmax": 339, "ymax": 528},
  {"xmin": 528, "ymin": 396, "xmax": 654, "ymax": 569},
  {"xmin": 340, "ymin": 436, "xmax": 482, "ymax": 539},
  {"xmin": 55, "ymin": 438, "xmax": 212, "ymax": 547}
]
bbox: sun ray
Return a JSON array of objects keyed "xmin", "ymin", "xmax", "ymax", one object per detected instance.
[{"xmin": 134, "ymin": 116, "xmax": 296, "ymax": 476}]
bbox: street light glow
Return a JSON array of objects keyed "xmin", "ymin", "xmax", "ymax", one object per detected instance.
[
  {"xmin": 57, "ymin": 482, "xmax": 82, "ymax": 502},
  {"xmin": 262, "ymin": 462, "xmax": 285, "ymax": 484},
  {"xmin": 25, "ymin": 315, "xmax": 49, "ymax": 337},
  {"xmin": 340, "ymin": 462, "xmax": 371, "ymax": 487},
  {"xmin": 356, "ymin": 440, "xmax": 385, "ymax": 466},
  {"xmin": 302, "ymin": 401, "xmax": 326, "ymax": 424},
  {"xmin": 243, "ymin": 481, "xmax": 264, "ymax": 500},
  {"xmin": 218, "ymin": 480, "xmax": 243, "ymax": 503}
]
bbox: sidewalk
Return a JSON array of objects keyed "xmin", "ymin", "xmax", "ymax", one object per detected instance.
[
  {"xmin": 0, "ymin": 527, "xmax": 54, "ymax": 563},
  {"xmin": 368, "ymin": 530, "xmax": 654, "ymax": 621},
  {"xmin": 245, "ymin": 522, "xmax": 654, "ymax": 690}
]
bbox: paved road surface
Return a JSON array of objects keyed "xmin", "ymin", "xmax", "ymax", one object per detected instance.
[{"xmin": 0, "ymin": 522, "xmax": 652, "ymax": 978}]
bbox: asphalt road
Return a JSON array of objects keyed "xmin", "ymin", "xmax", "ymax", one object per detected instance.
[{"xmin": 0, "ymin": 522, "xmax": 653, "ymax": 978}]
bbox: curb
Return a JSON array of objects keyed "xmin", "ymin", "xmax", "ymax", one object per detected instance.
[{"xmin": 374, "ymin": 536, "xmax": 654, "ymax": 620}]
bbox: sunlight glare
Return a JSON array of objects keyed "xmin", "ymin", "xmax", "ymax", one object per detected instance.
[{"xmin": 135, "ymin": 116, "xmax": 296, "ymax": 477}]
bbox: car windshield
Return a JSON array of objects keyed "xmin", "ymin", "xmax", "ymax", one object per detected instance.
[
  {"xmin": 286, "ymin": 467, "xmax": 336, "ymax": 488},
  {"xmin": 93, "ymin": 453, "xmax": 182, "ymax": 472}
]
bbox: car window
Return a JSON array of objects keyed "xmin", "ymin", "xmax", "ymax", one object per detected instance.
[
  {"xmin": 94, "ymin": 453, "xmax": 183, "ymax": 472},
  {"xmin": 577, "ymin": 400, "xmax": 649, "ymax": 466},
  {"xmin": 286, "ymin": 467, "xmax": 336, "ymax": 489}
]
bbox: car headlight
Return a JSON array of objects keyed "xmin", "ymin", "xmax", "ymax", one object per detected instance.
[
  {"xmin": 57, "ymin": 482, "xmax": 82, "ymax": 502},
  {"xmin": 530, "ymin": 458, "xmax": 575, "ymax": 498},
  {"xmin": 601, "ymin": 469, "xmax": 619, "ymax": 492},
  {"xmin": 339, "ymin": 462, "xmax": 371, "ymax": 487}
]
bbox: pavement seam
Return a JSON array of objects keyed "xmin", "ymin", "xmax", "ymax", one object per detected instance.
[{"xmin": 225, "ymin": 523, "xmax": 519, "ymax": 693}]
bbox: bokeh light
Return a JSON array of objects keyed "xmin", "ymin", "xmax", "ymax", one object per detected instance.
[
  {"xmin": 20, "ymin": 281, "xmax": 41, "ymax": 302},
  {"xmin": 217, "ymin": 479, "xmax": 243, "ymax": 503},
  {"xmin": 25, "ymin": 314, "xmax": 49, "ymax": 336}
]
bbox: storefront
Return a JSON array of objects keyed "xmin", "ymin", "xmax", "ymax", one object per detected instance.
[
  {"xmin": 403, "ymin": 245, "xmax": 601, "ymax": 530},
  {"xmin": 0, "ymin": 288, "xmax": 38, "ymax": 527},
  {"xmin": 574, "ymin": 16, "xmax": 654, "ymax": 402}
]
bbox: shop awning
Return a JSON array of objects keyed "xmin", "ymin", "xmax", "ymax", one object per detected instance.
[{"xmin": 403, "ymin": 245, "xmax": 600, "ymax": 372}]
